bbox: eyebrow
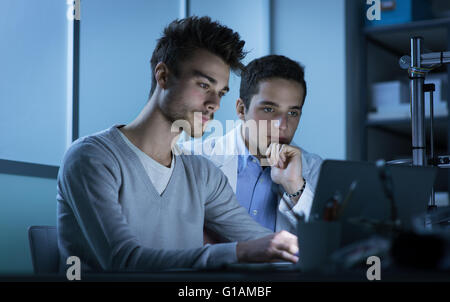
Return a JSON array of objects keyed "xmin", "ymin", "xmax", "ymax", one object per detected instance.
[
  {"xmin": 193, "ymin": 70, "xmax": 229, "ymax": 92},
  {"xmin": 259, "ymin": 100, "xmax": 302, "ymax": 110}
]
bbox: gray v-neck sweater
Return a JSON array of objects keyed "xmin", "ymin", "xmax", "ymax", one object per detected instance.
[{"xmin": 56, "ymin": 125, "xmax": 271, "ymax": 272}]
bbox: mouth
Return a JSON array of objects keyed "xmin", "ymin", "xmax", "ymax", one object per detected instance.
[
  {"xmin": 201, "ymin": 115, "xmax": 210, "ymax": 124},
  {"xmin": 202, "ymin": 116, "xmax": 209, "ymax": 124}
]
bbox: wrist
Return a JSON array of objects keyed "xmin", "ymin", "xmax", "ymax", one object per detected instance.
[
  {"xmin": 284, "ymin": 178, "xmax": 305, "ymax": 195},
  {"xmin": 284, "ymin": 177, "xmax": 306, "ymax": 204},
  {"xmin": 236, "ymin": 241, "xmax": 248, "ymax": 263}
]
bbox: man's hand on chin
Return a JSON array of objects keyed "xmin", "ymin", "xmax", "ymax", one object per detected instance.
[{"xmin": 266, "ymin": 143, "xmax": 304, "ymax": 204}]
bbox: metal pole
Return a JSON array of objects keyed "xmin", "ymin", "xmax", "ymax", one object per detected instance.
[
  {"xmin": 430, "ymin": 89, "xmax": 434, "ymax": 166},
  {"xmin": 430, "ymin": 90, "xmax": 436, "ymax": 208},
  {"xmin": 410, "ymin": 37, "xmax": 426, "ymax": 166},
  {"xmin": 427, "ymin": 85, "xmax": 436, "ymax": 207}
]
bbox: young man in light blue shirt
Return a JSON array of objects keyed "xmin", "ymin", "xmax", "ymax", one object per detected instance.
[{"xmin": 182, "ymin": 55, "xmax": 322, "ymax": 238}]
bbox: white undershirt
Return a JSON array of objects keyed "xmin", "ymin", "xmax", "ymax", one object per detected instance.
[{"xmin": 118, "ymin": 129, "xmax": 174, "ymax": 195}]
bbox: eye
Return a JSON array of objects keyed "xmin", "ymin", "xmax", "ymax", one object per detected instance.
[
  {"xmin": 198, "ymin": 82, "xmax": 209, "ymax": 89},
  {"xmin": 218, "ymin": 91, "xmax": 226, "ymax": 98},
  {"xmin": 263, "ymin": 107, "xmax": 274, "ymax": 113},
  {"xmin": 288, "ymin": 111, "xmax": 299, "ymax": 117}
]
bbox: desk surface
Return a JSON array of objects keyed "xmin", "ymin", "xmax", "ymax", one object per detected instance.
[{"xmin": 2, "ymin": 266, "xmax": 449, "ymax": 282}]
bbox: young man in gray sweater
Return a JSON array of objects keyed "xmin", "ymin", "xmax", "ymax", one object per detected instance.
[{"xmin": 57, "ymin": 16, "xmax": 298, "ymax": 273}]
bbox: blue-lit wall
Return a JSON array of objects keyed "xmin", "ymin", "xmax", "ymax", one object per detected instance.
[
  {"xmin": 273, "ymin": 0, "xmax": 346, "ymax": 160},
  {"xmin": 78, "ymin": 0, "xmax": 181, "ymax": 137},
  {"xmin": 0, "ymin": 0, "xmax": 69, "ymax": 166},
  {"xmin": 0, "ymin": 0, "xmax": 69, "ymax": 274},
  {"xmin": 0, "ymin": 0, "xmax": 347, "ymax": 274}
]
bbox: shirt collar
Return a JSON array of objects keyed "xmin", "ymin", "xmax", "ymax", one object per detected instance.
[{"xmin": 235, "ymin": 123, "xmax": 262, "ymax": 169}]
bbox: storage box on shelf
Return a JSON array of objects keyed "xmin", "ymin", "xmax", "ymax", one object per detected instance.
[{"xmin": 368, "ymin": 73, "xmax": 448, "ymax": 122}]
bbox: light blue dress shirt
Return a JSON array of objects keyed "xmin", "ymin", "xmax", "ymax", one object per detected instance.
[{"xmin": 235, "ymin": 152, "xmax": 281, "ymax": 231}]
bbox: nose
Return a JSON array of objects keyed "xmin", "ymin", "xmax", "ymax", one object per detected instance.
[
  {"xmin": 205, "ymin": 93, "xmax": 220, "ymax": 113},
  {"xmin": 274, "ymin": 115, "xmax": 288, "ymax": 130}
]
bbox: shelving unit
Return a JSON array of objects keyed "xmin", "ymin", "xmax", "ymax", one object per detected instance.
[{"xmin": 360, "ymin": 17, "xmax": 450, "ymax": 199}]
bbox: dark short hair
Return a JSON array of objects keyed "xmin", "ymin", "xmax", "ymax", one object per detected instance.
[
  {"xmin": 150, "ymin": 16, "xmax": 247, "ymax": 96},
  {"xmin": 239, "ymin": 55, "xmax": 307, "ymax": 109}
]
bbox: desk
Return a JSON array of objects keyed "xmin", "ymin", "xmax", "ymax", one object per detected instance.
[{"xmin": 1, "ymin": 266, "xmax": 449, "ymax": 282}]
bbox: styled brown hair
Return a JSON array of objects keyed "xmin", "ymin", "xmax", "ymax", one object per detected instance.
[{"xmin": 150, "ymin": 16, "xmax": 247, "ymax": 96}]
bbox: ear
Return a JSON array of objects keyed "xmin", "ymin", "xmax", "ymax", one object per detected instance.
[
  {"xmin": 154, "ymin": 62, "xmax": 170, "ymax": 90},
  {"xmin": 236, "ymin": 98, "xmax": 246, "ymax": 121}
]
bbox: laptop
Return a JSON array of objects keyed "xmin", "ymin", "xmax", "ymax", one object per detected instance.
[
  {"xmin": 309, "ymin": 159, "xmax": 437, "ymax": 246},
  {"xmin": 225, "ymin": 159, "xmax": 437, "ymax": 271}
]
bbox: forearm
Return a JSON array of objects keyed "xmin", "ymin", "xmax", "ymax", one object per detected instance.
[
  {"xmin": 122, "ymin": 242, "xmax": 238, "ymax": 271},
  {"xmin": 206, "ymin": 203, "xmax": 273, "ymax": 242}
]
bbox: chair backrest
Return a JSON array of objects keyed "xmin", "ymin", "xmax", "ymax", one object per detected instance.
[{"xmin": 28, "ymin": 225, "xmax": 59, "ymax": 274}]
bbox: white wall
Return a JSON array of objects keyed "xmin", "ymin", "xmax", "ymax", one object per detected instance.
[
  {"xmin": 0, "ymin": 0, "xmax": 69, "ymax": 165},
  {"xmin": 79, "ymin": 0, "xmax": 180, "ymax": 137},
  {"xmin": 272, "ymin": 0, "xmax": 346, "ymax": 160},
  {"xmin": 188, "ymin": 0, "xmax": 271, "ymax": 139}
]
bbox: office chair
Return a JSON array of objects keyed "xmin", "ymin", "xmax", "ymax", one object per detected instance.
[{"xmin": 28, "ymin": 225, "xmax": 59, "ymax": 274}]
